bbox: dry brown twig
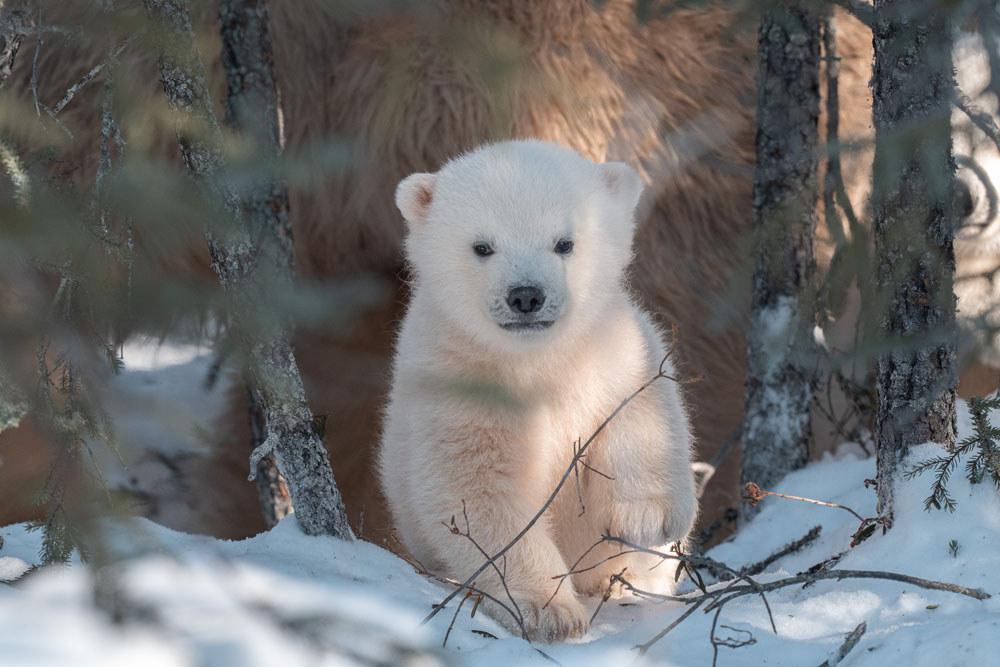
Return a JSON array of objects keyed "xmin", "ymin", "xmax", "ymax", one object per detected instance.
[
  {"xmin": 743, "ymin": 482, "xmax": 865, "ymax": 522},
  {"xmin": 589, "ymin": 567, "xmax": 628, "ymax": 625},
  {"xmin": 571, "ymin": 437, "xmax": 615, "ymax": 518},
  {"xmin": 711, "ymin": 617, "xmax": 756, "ymax": 667},
  {"xmin": 442, "ymin": 586, "xmax": 476, "ymax": 648},
  {"xmin": 742, "ymin": 482, "xmax": 890, "ymax": 547}
]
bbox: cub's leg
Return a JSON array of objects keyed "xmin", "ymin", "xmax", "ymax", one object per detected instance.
[
  {"xmin": 396, "ymin": 418, "xmax": 590, "ymax": 642},
  {"xmin": 555, "ymin": 379, "xmax": 697, "ymax": 596}
]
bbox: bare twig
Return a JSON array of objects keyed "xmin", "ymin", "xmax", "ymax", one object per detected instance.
[
  {"xmin": 633, "ymin": 597, "xmax": 708, "ymax": 654},
  {"xmin": 442, "ymin": 587, "xmax": 475, "ymax": 648},
  {"xmin": 704, "ymin": 568, "xmax": 989, "ymax": 610},
  {"xmin": 584, "ymin": 536, "xmax": 778, "ymax": 638},
  {"xmin": 49, "ymin": 34, "xmax": 138, "ymax": 117},
  {"xmin": 955, "ymin": 87, "xmax": 1000, "ymax": 154},
  {"xmin": 598, "ymin": 536, "xmax": 757, "ymax": 594},
  {"xmin": 611, "ymin": 573, "xmax": 696, "ymax": 605},
  {"xmin": 743, "ymin": 482, "xmax": 865, "ymax": 522},
  {"xmin": 30, "ymin": 7, "xmax": 41, "ymax": 116},
  {"xmin": 742, "ymin": 482, "xmax": 889, "ymax": 547},
  {"xmin": 818, "ymin": 621, "xmax": 867, "ymax": 667},
  {"xmin": 572, "ymin": 438, "xmax": 585, "ymax": 517},
  {"xmin": 589, "ymin": 567, "xmax": 627, "ymax": 624},
  {"xmin": 712, "ymin": 619, "xmax": 756, "ymax": 666},
  {"xmin": 568, "ymin": 437, "xmax": 614, "ymax": 518},
  {"xmin": 716, "ymin": 525, "xmax": 822, "ymax": 581}
]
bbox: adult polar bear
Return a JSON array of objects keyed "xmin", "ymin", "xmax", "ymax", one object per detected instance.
[{"xmin": 380, "ymin": 141, "xmax": 697, "ymax": 641}]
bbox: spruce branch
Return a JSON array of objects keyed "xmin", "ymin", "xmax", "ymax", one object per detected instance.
[{"xmin": 906, "ymin": 395, "xmax": 1000, "ymax": 511}]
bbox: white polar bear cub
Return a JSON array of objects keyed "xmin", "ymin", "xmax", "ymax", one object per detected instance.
[{"xmin": 379, "ymin": 140, "xmax": 697, "ymax": 642}]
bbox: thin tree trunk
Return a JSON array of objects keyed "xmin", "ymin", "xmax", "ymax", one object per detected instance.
[
  {"xmin": 741, "ymin": 2, "xmax": 822, "ymax": 518},
  {"xmin": 218, "ymin": 0, "xmax": 294, "ymax": 527},
  {"xmin": 870, "ymin": 0, "xmax": 958, "ymax": 523},
  {"xmin": 142, "ymin": 0, "xmax": 351, "ymax": 539}
]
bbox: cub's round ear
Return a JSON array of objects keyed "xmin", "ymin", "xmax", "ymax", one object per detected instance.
[
  {"xmin": 599, "ymin": 162, "xmax": 643, "ymax": 212},
  {"xmin": 395, "ymin": 173, "xmax": 437, "ymax": 225}
]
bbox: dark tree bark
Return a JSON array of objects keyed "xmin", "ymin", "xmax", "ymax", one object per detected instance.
[
  {"xmin": 219, "ymin": 0, "xmax": 293, "ymax": 273},
  {"xmin": 0, "ymin": 10, "xmax": 25, "ymax": 92},
  {"xmin": 142, "ymin": 0, "xmax": 351, "ymax": 539},
  {"xmin": 870, "ymin": 0, "xmax": 958, "ymax": 522},
  {"xmin": 218, "ymin": 0, "xmax": 294, "ymax": 527},
  {"xmin": 741, "ymin": 2, "xmax": 822, "ymax": 518}
]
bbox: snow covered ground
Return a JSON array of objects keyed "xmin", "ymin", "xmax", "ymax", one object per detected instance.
[{"xmin": 1, "ymin": 342, "xmax": 998, "ymax": 666}]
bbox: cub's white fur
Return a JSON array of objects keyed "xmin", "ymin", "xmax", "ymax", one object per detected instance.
[{"xmin": 379, "ymin": 140, "xmax": 697, "ymax": 641}]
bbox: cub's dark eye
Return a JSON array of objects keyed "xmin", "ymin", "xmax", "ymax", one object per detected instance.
[
  {"xmin": 473, "ymin": 243, "xmax": 494, "ymax": 257},
  {"xmin": 554, "ymin": 239, "xmax": 574, "ymax": 255}
]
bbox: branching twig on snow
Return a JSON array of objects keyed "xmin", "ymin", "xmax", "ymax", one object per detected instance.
[
  {"xmin": 552, "ymin": 534, "xmax": 988, "ymax": 658},
  {"xmin": 715, "ymin": 525, "xmax": 822, "ymax": 581}
]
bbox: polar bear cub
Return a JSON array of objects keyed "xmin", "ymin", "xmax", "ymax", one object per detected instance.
[{"xmin": 379, "ymin": 140, "xmax": 697, "ymax": 641}]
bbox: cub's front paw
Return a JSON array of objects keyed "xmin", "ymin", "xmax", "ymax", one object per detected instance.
[
  {"xmin": 526, "ymin": 595, "xmax": 589, "ymax": 643},
  {"xmin": 490, "ymin": 589, "xmax": 588, "ymax": 642},
  {"xmin": 609, "ymin": 493, "xmax": 697, "ymax": 547}
]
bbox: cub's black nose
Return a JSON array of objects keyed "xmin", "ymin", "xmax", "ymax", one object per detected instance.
[{"xmin": 507, "ymin": 286, "xmax": 545, "ymax": 314}]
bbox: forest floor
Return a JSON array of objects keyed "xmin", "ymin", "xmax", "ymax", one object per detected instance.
[{"xmin": 1, "ymin": 340, "xmax": 998, "ymax": 666}]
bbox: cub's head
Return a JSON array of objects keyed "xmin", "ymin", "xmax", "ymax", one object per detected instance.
[{"xmin": 395, "ymin": 140, "xmax": 643, "ymax": 351}]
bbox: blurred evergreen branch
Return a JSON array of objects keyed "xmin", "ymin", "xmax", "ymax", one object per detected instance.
[{"xmin": 906, "ymin": 393, "xmax": 1000, "ymax": 512}]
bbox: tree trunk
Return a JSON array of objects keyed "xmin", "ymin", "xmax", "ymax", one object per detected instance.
[
  {"xmin": 870, "ymin": 0, "xmax": 958, "ymax": 523},
  {"xmin": 218, "ymin": 0, "xmax": 294, "ymax": 527},
  {"xmin": 142, "ymin": 0, "xmax": 351, "ymax": 539},
  {"xmin": 741, "ymin": 2, "xmax": 822, "ymax": 518}
]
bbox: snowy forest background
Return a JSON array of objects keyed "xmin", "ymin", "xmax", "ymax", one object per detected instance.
[{"xmin": 1, "ymin": 0, "xmax": 1000, "ymax": 665}]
